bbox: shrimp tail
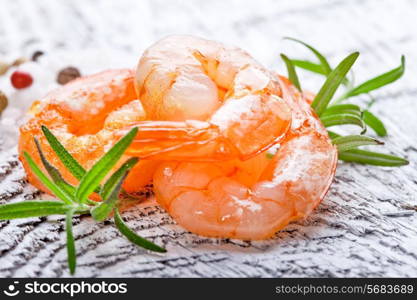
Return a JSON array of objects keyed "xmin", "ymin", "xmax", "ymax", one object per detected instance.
[
  {"xmin": 125, "ymin": 94, "xmax": 291, "ymax": 161},
  {"xmin": 125, "ymin": 120, "xmax": 240, "ymax": 161},
  {"xmin": 125, "ymin": 92, "xmax": 292, "ymax": 161}
]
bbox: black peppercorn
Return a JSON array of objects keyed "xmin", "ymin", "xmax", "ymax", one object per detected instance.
[{"xmin": 31, "ymin": 50, "xmax": 44, "ymax": 62}]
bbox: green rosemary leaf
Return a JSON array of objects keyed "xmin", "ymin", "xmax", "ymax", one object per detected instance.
[
  {"xmin": 0, "ymin": 200, "xmax": 75, "ymax": 220},
  {"xmin": 312, "ymin": 52, "xmax": 359, "ymax": 116},
  {"xmin": 42, "ymin": 126, "xmax": 131, "ymax": 197},
  {"xmin": 363, "ymin": 110, "xmax": 388, "ymax": 137},
  {"xmin": 284, "ymin": 37, "xmax": 332, "ymax": 75},
  {"xmin": 100, "ymin": 157, "xmax": 139, "ymax": 202},
  {"xmin": 75, "ymin": 127, "xmax": 138, "ymax": 203},
  {"xmin": 114, "ymin": 207, "xmax": 166, "ymax": 253},
  {"xmin": 338, "ymin": 55, "xmax": 405, "ymax": 101},
  {"xmin": 326, "ymin": 130, "xmax": 341, "ymax": 140},
  {"xmin": 34, "ymin": 138, "xmax": 76, "ymax": 198},
  {"xmin": 24, "ymin": 152, "xmax": 74, "ymax": 205},
  {"xmin": 291, "ymin": 59, "xmax": 326, "ymax": 75},
  {"xmin": 66, "ymin": 209, "xmax": 76, "ymax": 275},
  {"xmin": 41, "ymin": 126, "xmax": 86, "ymax": 181},
  {"xmin": 322, "ymin": 104, "xmax": 362, "ymax": 117},
  {"xmin": 91, "ymin": 157, "xmax": 139, "ymax": 221},
  {"xmin": 321, "ymin": 112, "xmax": 365, "ymax": 129},
  {"xmin": 339, "ymin": 149, "xmax": 409, "ymax": 166},
  {"xmin": 332, "ymin": 135, "xmax": 383, "ymax": 153},
  {"xmin": 291, "ymin": 59, "xmax": 350, "ymax": 86},
  {"xmin": 280, "ymin": 54, "xmax": 301, "ymax": 91}
]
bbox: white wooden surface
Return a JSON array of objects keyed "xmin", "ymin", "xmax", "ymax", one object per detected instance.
[{"xmin": 0, "ymin": 0, "xmax": 417, "ymax": 277}]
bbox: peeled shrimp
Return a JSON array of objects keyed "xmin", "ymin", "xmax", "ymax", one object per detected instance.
[
  {"xmin": 19, "ymin": 69, "xmax": 159, "ymax": 195},
  {"xmin": 152, "ymin": 76, "xmax": 337, "ymax": 240}
]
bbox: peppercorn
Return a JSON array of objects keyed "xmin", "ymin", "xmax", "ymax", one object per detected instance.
[
  {"xmin": 11, "ymin": 57, "xmax": 28, "ymax": 67},
  {"xmin": 31, "ymin": 50, "xmax": 44, "ymax": 62},
  {"xmin": 0, "ymin": 61, "xmax": 9, "ymax": 76},
  {"xmin": 0, "ymin": 90, "xmax": 8, "ymax": 115},
  {"xmin": 10, "ymin": 70, "xmax": 33, "ymax": 89},
  {"xmin": 57, "ymin": 67, "xmax": 81, "ymax": 85}
]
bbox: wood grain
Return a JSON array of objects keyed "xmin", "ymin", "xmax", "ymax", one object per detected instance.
[{"xmin": 0, "ymin": 0, "xmax": 417, "ymax": 277}]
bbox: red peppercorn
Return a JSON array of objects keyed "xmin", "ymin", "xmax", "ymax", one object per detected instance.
[{"xmin": 10, "ymin": 70, "xmax": 33, "ymax": 89}]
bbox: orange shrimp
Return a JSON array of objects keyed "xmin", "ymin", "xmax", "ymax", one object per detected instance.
[
  {"xmin": 152, "ymin": 76, "xmax": 337, "ymax": 240},
  {"xmin": 124, "ymin": 35, "xmax": 292, "ymax": 161},
  {"xmin": 18, "ymin": 35, "xmax": 337, "ymax": 241},
  {"xmin": 18, "ymin": 69, "xmax": 159, "ymax": 195}
]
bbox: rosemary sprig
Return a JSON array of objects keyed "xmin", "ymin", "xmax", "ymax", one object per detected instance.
[
  {"xmin": 320, "ymin": 113, "xmax": 366, "ymax": 132},
  {"xmin": 291, "ymin": 59, "xmax": 326, "ymax": 75},
  {"xmin": 34, "ymin": 138, "xmax": 76, "ymax": 198},
  {"xmin": 284, "ymin": 38, "xmax": 405, "ymax": 136},
  {"xmin": 281, "ymin": 38, "xmax": 408, "ymax": 167},
  {"xmin": 75, "ymin": 127, "xmax": 138, "ymax": 203},
  {"xmin": 284, "ymin": 37, "xmax": 332, "ymax": 75},
  {"xmin": 66, "ymin": 209, "xmax": 76, "ymax": 274},
  {"xmin": 23, "ymin": 152, "xmax": 74, "ymax": 205},
  {"xmin": 321, "ymin": 104, "xmax": 361, "ymax": 118},
  {"xmin": 338, "ymin": 149, "xmax": 409, "ymax": 166},
  {"xmin": 311, "ymin": 52, "xmax": 359, "ymax": 116},
  {"xmin": 280, "ymin": 53, "xmax": 301, "ymax": 91},
  {"xmin": 0, "ymin": 126, "xmax": 166, "ymax": 275},
  {"xmin": 114, "ymin": 207, "xmax": 167, "ymax": 253},
  {"xmin": 91, "ymin": 157, "xmax": 138, "ymax": 221},
  {"xmin": 41, "ymin": 125, "xmax": 86, "ymax": 181},
  {"xmin": 0, "ymin": 200, "xmax": 88, "ymax": 219},
  {"xmin": 331, "ymin": 135, "xmax": 383, "ymax": 153},
  {"xmin": 334, "ymin": 55, "xmax": 405, "ymax": 103},
  {"xmin": 42, "ymin": 125, "xmax": 136, "ymax": 199},
  {"xmin": 327, "ymin": 130, "xmax": 407, "ymax": 166},
  {"xmin": 362, "ymin": 110, "xmax": 387, "ymax": 137}
]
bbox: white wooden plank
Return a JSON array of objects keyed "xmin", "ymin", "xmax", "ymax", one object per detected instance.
[{"xmin": 0, "ymin": 0, "xmax": 416, "ymax": 277}]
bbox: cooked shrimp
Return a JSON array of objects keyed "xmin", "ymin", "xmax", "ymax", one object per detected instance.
[
  {"xmin": 19, "ymin": 36, "xmax": 336, "ymax": 240},
  {"xmin": 125, "ymin": 35, "xmax": 292, "ymax": 161},
  {"xmin": 18, "ymin": 69, "xmax": 159, "ymax": 195},
  {"xmin": 152, "ymin": 76, "xmax": 338, "ymax": 240}
]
